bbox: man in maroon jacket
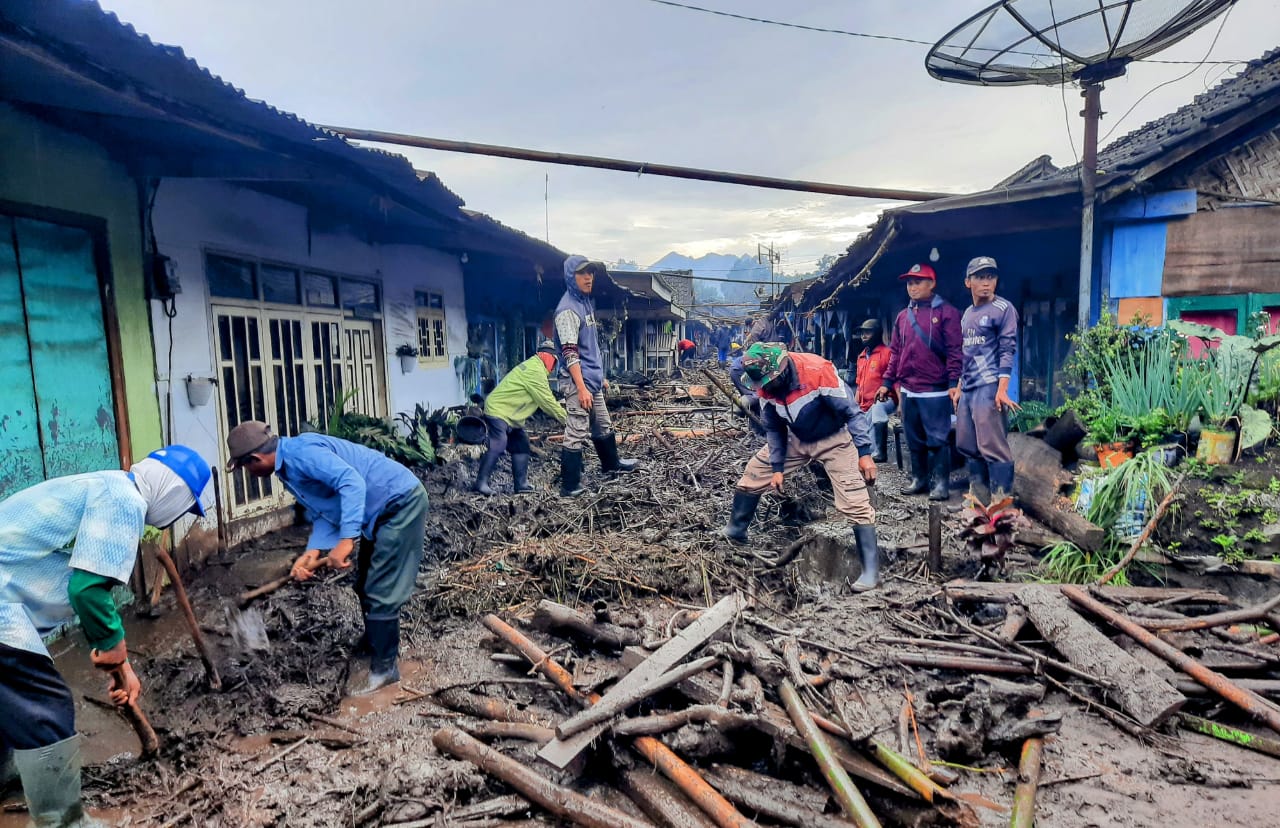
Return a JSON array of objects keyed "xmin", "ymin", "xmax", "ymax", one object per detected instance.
[{"xmin": 876, "ymin": 263, "xmax": 963, "ymax": 500}]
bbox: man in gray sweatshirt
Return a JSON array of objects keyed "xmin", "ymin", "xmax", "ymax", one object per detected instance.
[
  {"xmin": 554, "ymin": 255, "xmax": 639, "ymax": 496},
  {"xmin": 950, "ymin": 256, "xmax": 1021, "ymax": 499}
]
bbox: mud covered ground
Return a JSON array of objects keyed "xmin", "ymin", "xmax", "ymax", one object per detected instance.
[{"xmin": 5, "ymin": 426, "xmax": 1280, "ymax": 827}]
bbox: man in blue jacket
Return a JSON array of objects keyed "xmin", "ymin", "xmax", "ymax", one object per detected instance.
[
  {"xmin": 554, "ymin": 255, "xmax": 639, "ymax": 497},
  {"xmin": 227, "ymin": 421, "xmax": 429, "ymax": 695}
]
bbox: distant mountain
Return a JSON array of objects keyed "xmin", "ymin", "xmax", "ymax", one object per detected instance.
[{"xmin": 645, "ymin": 251, "xmax": 772, "ymax": 306}]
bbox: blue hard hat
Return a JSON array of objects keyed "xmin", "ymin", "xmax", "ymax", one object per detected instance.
[{"xmin": 146, "ymin": 444, "xmax": 211, "ymax": 517}]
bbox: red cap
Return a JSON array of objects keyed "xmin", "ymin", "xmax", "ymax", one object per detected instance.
[{"xmin": 898, "ymin": 263, "xmax": 937, "ymax": 281}]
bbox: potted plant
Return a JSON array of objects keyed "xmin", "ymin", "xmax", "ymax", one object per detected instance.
[
  {"xmin": 1087, "ymin": 410, "xmax": 1132, "ymax": 468},
  {"xmin": 395, "ymin": 344, "xmax": 419, "ymax": 374},
  {"xmin": 1195, "ymin": 347, "xmax": 1251, "ymax": 464}
]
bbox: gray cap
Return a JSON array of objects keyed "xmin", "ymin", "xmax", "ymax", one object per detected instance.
[
  {"xmin": 225, "ymin": 420, "xmax": 274, "ymax": 471},
  {"xmin": 966, "ymin": 256, "xmax": 999, "ymax": 277}
]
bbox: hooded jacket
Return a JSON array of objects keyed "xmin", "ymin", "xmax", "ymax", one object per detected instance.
[
  {"xmin": 881, "ymin": 294, "xmax": 963, "ymax": 394},
  {"xmin": 757, "ymin": 352, "xmax": 873, "ymax": 471},
  {"xmin": 554, "ymin": 255, "xmax": 605, "ymax": 393}
]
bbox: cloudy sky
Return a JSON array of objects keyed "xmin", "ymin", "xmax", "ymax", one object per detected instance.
[{"xmin": 100, "ymin": 0, "xmax": 1279, "ymax": 274}]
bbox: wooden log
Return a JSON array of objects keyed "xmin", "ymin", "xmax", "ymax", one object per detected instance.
[
  {"xmin": 702, "ymin": 765, "xmax": 860, "ymax": 828},
  {"xmin": 927, "ymin": 504, "xmax": 942, "ymax": 574},
  {"xmin": 1009, "ymin": 433, "xmax": 1105, "ymax": 551},
  {"xmin": 617, "ymin": 768, "xmax": 718, "ymax": 828},
  {"xmin": 538, "ymin": 594, "xmax": 743, "ymax": 768},
  {"xmin": 1061, "ymin": 585, "xmax": 1280, "ymax": 735},
  {"xmin": 896, "ymin": 653, "xmax": 1032, "ymax": 675},
  {"xmin": 531, "ymin": 600, "xmax": 641, "ymax": 650},
  {"xmin": 1020, "ymin": 588, "xmax": 1185, "ymax": 727},
  {"xmin": 943, "ymin": 580, "xmax": 1229, "ymax": 606},
  {"xmin": 1131, "ymin": 592, "xmax": 1280, "ymax": 632},
  {"xmin": 555, "ymin": 655, "xmax": 719, "ymax": 739},
  {"xmin": 779, "ymin": 681, "xmax": 882, "ymax": 828},
  {"xmin": 482, "ymin": 614, "xmax": 754, "ymax": 828},
  {"xmin": 612, "ymin": 705, "xmax": 757, "ymax": 737},
  {"xmin": 1042, "ymin": 409, "xmax": 1086, "ymax": 457},
  {"xmin": 1175, "ymin": 678, "xmax": 1280, "ymax": 698},
  {"xmin": 460, "ymin": 721, "xmax": 555, "ymax": 744},
  {"xmin": 434, "ymin": 688, "xmax": 556, "ymax": 726},
  {"xmin": 1000, "ymin": 604, "xmax": 1029, "ymax": 643},
  {"xmin": 432, "ymin": 728, "xmax": 652, "ymax": 828}
]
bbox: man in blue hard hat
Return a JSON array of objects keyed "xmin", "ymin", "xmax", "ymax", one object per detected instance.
[
  {"xmin": 0, "ymin": 445, "xmax": 211, "ymax": 827},
  {"xmin": 227, "ymin": 420, "xmax": 429, "ymax": 696}
]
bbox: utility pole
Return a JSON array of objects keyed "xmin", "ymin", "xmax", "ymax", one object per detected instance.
[{"xmin": 757, "ymin": 242, "xmax": 781, "ymax": 300}]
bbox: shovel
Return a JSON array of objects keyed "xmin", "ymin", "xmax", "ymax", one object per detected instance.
[{"xmin": 226, "ymin": 554, "xmax": 330, "ymax": 654}]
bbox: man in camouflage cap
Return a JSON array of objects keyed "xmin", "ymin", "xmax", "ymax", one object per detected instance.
[{"xmin": 724, "ymin": 343, "xmax": 883, "ymax": 591}]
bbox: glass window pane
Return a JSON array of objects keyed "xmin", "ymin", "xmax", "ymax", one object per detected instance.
[
  {"xmin": 207, "ymin": 255, "xmax": 256, "ymax": 299},
  {"xmin": 304, "ymin": 272, "xmax": 337, "ymax": 307},
  {"xmin": 261, "ymin": 265, "xmax": 300, "ymax": 304},
  {"xmin": 341, "ymin": 279, "xmax": 380, "ymax": 315},
  {"xmin": 429, "ymin": 293, "xmax": 443, "ymax": 309},
  {"xmin": 414, "ymin": 291, "xmax": 428, "ymax": 307}
]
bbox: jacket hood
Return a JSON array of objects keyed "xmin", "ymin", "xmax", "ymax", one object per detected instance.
[{"xmin": 564, "ymin": 255, "xmax": 590, "ymax": 299}]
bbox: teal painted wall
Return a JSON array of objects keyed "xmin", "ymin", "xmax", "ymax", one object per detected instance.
[{"xmin": 0, "ymin": 103, "xmax": 162, "ymax": 463}]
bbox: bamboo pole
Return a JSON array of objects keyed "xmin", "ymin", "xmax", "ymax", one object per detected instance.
[
  {"xmin": 779, "ymin": 681, "xmax": 881, "ymax": 828},
  {"xmin": 433, "ymin": 728, "xmax": 653, "ymax": 828},
  {"xmin": 1008, "ymin": 733, "xmax": 1045, "ymax": 828},
  {"xmin": 1131, "ymin": 592, "xmax": 1280, "ymax": 632},
  {"xmin": 1179, "ymin": 714, "xmax": 1280, "ymax": 759},
  {"xmin": 481, "ymin": 614, "xmax": 753, "ymax": 828},
  {"xmin": 869, "ymin": 742, "xmax": 945, "ymax": 803},
  {"xmin": 1061, "ymin": 585, "xmax": 1280, "ymax": 735}
]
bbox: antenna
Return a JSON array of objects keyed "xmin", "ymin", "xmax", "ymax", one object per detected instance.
[{"xmin": 926, "ymin": 0, "xmax": 1236, "ymax": 329}]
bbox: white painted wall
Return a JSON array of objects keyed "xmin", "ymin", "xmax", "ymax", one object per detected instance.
[{"xmin": 147, "ymin": 179, "xmax": 467, "ymax": 538}]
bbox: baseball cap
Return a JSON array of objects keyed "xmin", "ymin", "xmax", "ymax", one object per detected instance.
[
  {"xmin": 966, "ymin": 256, "xmax": 999, "ymax": 277},
  {"xmin": 741, "ymin": 342, "xmax": 789, "ymax": 390},
  {"xmin": 858, "ymin": 319, "xmax": 881, "ymax": 332},
  {"xmin": 898, "ymin": 263, "xmax": 937, "ymax": 281},
  {"xmin": 225, "ymin": 420, "xmax": 274, "ymax": 471}
]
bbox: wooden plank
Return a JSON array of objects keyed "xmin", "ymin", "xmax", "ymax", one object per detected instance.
[
  {"xmin": 537, "ymin": 593, "xmax": 743, "ymax": 769},
  {"xmin": 1009, "ymin": 434, "xmax": 1105, "ymax": 551},
  {"xmin": 1020, "ymin": 588, "xmax": 1186, "ymax": 727}
]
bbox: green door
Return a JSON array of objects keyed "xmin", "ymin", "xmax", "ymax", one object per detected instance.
[{"xmin": 0, "ymin": 215, "xmax": 120, "ymax": 497}]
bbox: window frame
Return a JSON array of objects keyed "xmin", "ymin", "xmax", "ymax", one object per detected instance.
[{"xmin": 415, "ymin": 290, "xmax": 449, "ymax": 365}]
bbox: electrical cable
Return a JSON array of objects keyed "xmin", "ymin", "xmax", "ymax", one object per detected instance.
[{"xmin": 1099, "ymin": 5, "xmax": 1236, "ymax": 144}]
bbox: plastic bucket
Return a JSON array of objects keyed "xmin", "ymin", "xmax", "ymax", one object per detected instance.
[
  {"xmin": 455, "ymin": 415, "xmax": 488, "ymax": 445},
  {"xmin": 1196, "ymin": 427, "xmax": 1237, "ymax": 465},
  {"xmin": 1095, "ymin": 442, "xmax": 1132, "ymax": 469}
]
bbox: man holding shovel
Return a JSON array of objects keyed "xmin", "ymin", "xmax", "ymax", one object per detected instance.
[
  {"xmin": 226, "ymin": 421, "xmax": 429, "ymax": 695},
  {"xmin": 1, "ymin": 445, "xmax": 210, "ymax": 826}
]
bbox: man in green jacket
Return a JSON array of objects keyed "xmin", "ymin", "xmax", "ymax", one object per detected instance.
[{"xmin": 475, "ymin": 341, "xmax": 568, "ymax": 494}]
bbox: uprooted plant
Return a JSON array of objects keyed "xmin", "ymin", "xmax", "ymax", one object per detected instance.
[{"xmin": 959, "ymin": 494, "xmax": 1026, "ymax": 578}]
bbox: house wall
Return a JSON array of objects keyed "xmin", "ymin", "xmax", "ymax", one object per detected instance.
[
  {"xmin": 149, "ymin": 179, "xmax": 467, "ymax": 555},
  {"xmin": 0, "ymin": 103, "xmax": 163, "ymax": 462}
]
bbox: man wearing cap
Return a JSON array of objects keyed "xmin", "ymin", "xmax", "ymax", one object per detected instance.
[
  {"xmin": 951, "ymin": 257, "xmax": 1021, "ymax": 499},
  {"xmin": 876, "ymin": 263, "xmax": 963, "ymax": 501},
  {"xmin": 474, "ymin": 341, "xmax": 567, "ymax": 495},
  {"xmin": 0, "ymin": 446, "xmax": 210, "ymax": 826},
  {"xmin": 722, "ymin": 343, "xmax": 883, "ymax": 592},
  {"xmin": 554, "ymin": 255, "xmax": 639, "ymax": 497},
  {"xmin": 226, "ymin": 422, "xmax": 429, "ymax": 695},
  {"xmin": 853, "ymin": 319, "xmax": 896, "ymax": 463}
]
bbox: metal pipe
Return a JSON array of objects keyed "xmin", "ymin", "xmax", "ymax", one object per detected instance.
[{"xmin": 320, "ymin": 126, "xmax": 952, "ymax": 202}]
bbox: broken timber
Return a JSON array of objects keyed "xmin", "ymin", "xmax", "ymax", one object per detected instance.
[
  {"xmin": 538, "ymin": 592, "xmax": 744, "ymax": 769},
  {"xmin": 554, "ymin": 655, "xmax": 720, "ymax": 739},
  {"xmin": 531, "ymin": 599, "xmax": 641, "ymax": 650},
  {"xmin": 703, "ymin": 764, "xmax": 870, "ymax": 828},
  {"xmin": 1020, "ymin": 587, "xmax": 1185, "ymax": 727},
  {"xmin": 780, "ymin": 680, "xmax": 882, "ymax": 828},
  {"xmin": 1009, "ymin": 433, "xmax": 1105, "ymax": 551},
  {"xmin": 943, "ymin": 580, "xmax": 1229, "ymax": 606}
]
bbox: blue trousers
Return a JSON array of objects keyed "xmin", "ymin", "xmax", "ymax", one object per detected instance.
[
  {"xmin": 717, "ymin": 346, "xmax": 729, "ymax": 363},
  {"xmin": 900, "ymin": 394, "xmax": 952, "ymax": 452},
  {"xmin": 0, "ymin": 643, "xmax": 76, "ymax": 751}
]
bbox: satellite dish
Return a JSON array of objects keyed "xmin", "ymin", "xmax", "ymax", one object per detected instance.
[
  {"xmin": 926, "ymin": 0, "xmax": 1237, "ymax": 330},
  {"xmin": 927, "ymin": 0, "xmax": 1236, "ymax": 86}
]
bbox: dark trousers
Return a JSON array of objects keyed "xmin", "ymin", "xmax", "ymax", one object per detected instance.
[
  {"xmin": 353, "ymin": 484, "xmax": 430, "ymax": 622},
  {"xmin": 0, "ymin": 643, "xmax": 76, "ymax": 751},
  {"xmin": 956, "ymin": 382, "xmax": 1013, "ymax": 464},
  {"xmin": 900, "ymin": 394, "xmax": 952, "ymax": 452},
  {"xmin": 483, "ymin": 415, "xmax": 530, "ymax": 462}
]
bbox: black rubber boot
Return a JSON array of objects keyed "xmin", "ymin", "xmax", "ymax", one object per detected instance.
[
  {"xmin": 928, "ymin": 448, "xmax": 951, "ymax": 501},
  {"xmin": 850, "ymin": 524, "xmax": 880, "ymax": 592},
  {"xmin": 511, "ymin": 453, "xmax": 534, "ymax": 493},
  {"xmin": 721, "ymin": 491, "xmax": 761, "ymax": 544},
  {"xmin": 871, "ymin": 422, "xmax": 888, "ymax": 463},
  {"xmin": 901, "ymin": 450, "xmax": 929, "ymax": 495},
  {"xmin": 473, "ymin": 449, "xmax": 500, "ymax": 495},
  {"xmin": 966, "ymin": 459, "xmax": 991, "ymax": 503},
  {"xmin": 594, "ymin": 434, "xmax": 639, "ymax": 474},
  {"xmin": 989, "ymin": 461, "xmax": 1016, "ymax": 498},
  {"xmin": 560, "ymin": 448, "xmax": 585, "ymax": 497},
  {"xmin": 349, "ymin": 616, "xmax": 400, "ymax": 696}
]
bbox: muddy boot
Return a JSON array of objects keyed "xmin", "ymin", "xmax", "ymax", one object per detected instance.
[
  {"xmin": 594, "ymin": 434, "xmax": 639, "ymax": 474},
  {"xmin": 901, "ymin": 450, "xmax": 929, "ymax": 495},
  {"xmin": 348, "ymin": 616, "xmax": 401, "ymax": 696},
  {"xmin": 13, "ymin": 735, "xmax": 105, "ymax": 828},
  {"xmin": 928, "ymin": 448, "xmax": 951, "ymax": 501},
  {"xmin": 871, "ymin": 422, "xmax": 888, "ymax": 463},
  {"xmin": 966, "ymin": 459, "xmax": 991, "ymax": 503},
  {"xmin": 511, "ymin": 453, "xmax": 534, "ymax": 493},
  {"xmin": 721, "ymin": 491, "xmax": 761, "ymax": 544},
  {"xmin": 473, "ymin": 449, "xmax": 500, "ymax": 495},
  {"xmin": 989, "ymin": 462, "xmax": 1015, "ymax": 498},
  {"xmin": 560, "ymin": 448, "xmax": 585, "ymax": 498},
  {"xmin": 850, "ymin": 524, "xmax": 880, "ymax": 592}
]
